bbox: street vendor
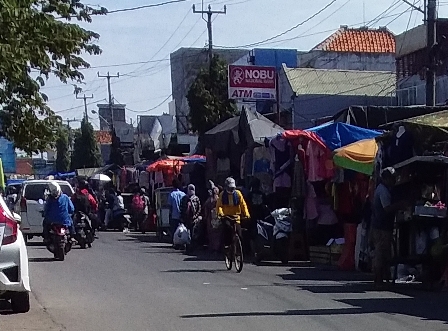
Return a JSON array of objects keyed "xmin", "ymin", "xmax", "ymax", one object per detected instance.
[{"xmin": 371, "ymin": 167, "xmax": 408, "ymax": 289}]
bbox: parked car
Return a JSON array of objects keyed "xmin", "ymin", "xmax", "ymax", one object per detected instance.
[
  {"xmin": 15, "ymin": 180, "xmax": 75, "ymax": 242},
  {"xmin": 0, "ymin": 194, "xmax": 31, "ymax": 313}
]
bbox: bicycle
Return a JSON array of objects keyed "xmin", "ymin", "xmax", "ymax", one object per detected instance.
[{"xmin": 221, "ymin": 216, "xmax": 244, "ymax": 273}]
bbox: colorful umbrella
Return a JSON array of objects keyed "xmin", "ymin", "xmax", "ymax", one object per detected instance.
[{"xmin": 333, "ymin": 139, "xmax": 378, "ymax": 175}]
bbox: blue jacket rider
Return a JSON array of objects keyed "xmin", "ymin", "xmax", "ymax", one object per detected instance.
[{"xmin": 43, "ymin": 181, "xmax": 75, "ymax": 239}]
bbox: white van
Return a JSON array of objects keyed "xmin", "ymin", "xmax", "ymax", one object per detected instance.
[{"xmin": 15, "ymin": 180, "xmax": 75, "ymax": 242}]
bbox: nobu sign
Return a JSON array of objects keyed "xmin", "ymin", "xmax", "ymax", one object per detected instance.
[{"xmin": 228, "ymin": 65, "xmax": 276, "ymax": 101}]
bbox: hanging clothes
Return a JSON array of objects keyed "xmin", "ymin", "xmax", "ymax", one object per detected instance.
[
  {"xmin": 154, "ymin": 171, "xmax": 164, "ymax": 185},
  {"xmin": 270, "ymin": 136, "xmax": 293, "ymax": 189},
  {"xmin": 254, "ymin": 172, "xmax": 273, "ymax": 194},
  {"xmin": 291, "ymin": 156, "xmax": 306, "ymax": 198},
  {"xmin": 253, "ymin": 146, "xmax": 271, "ymax": 175},
  {"xmin": 386, "ymin": 128, "xmax": 414, "ymax": 166},
  {"xmin": 139, "ymin": 171, "xmax": 150, "ymax": 189},
  {"xmin": 306, "ymin": 140, "xmax": 325, "ymax": 182},
  {"xmin": 305, "ymin": 181, "xmax": 318, "ymax": 220}
]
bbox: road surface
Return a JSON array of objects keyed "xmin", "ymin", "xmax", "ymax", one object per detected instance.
[{"xmin": 2, "ymin": 232, "xmax": 447, "ymax": 331}]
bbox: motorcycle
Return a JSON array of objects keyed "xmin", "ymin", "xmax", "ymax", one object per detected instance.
[
  {"xmin": 107, "ymin": 206, "xmax": 132, "ymax": 232},
  {"xmin": 47, "ymin": 223, "xmax": 72, "ymax": 261},
  {"xmin": 73, "ymin": 211, "xmax": 94, "ymax": 249},
  {"xmin": 252, "ymin": 208, "xmax": 292, "ymax": 265}
]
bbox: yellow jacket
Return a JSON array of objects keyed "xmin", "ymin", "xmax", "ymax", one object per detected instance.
[{"xmin": 216, "ymin": 190, "xmax": 250, "ymax": 223}]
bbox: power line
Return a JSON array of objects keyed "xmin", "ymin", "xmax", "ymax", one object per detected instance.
[
  {"xmin": 123, "ymin": 7, "xmax": 193, "ymax": 77},
  {"xmin": 55, "ymin": 98, "xmax": 106, "ymax": 114},
  {"xmin": 125, "ymin": 95, "xmax": 173, "ymax": 113},
  {"xmin": 106, "ymin": 0, "xmax": 188, "ymax": 14},
  {"xmin": 223, "ymin": 0, "xmax": 337, "ymax": 49}
]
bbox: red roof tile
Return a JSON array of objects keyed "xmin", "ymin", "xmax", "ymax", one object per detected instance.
[
  {"xmin": 313, "ymin": 26, "xmax": 395, "ymax": 53},
  {"xmin": 95, "ymin": 130, "xmax": 112, "ymax": 144}
]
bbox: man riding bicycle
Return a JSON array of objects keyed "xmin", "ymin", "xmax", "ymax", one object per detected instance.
[{"xmin": 216, "ymin": 177, "xmax": 250, "ymax": 246}]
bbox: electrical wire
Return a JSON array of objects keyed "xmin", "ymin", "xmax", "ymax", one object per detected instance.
[{"xmin": 221, "ymin": 0, "xmax": 337, "ymax": 49}]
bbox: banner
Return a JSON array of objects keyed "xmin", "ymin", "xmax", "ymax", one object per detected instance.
[{"xmin": 228, "ymin": 65, "xmax": 276, "ymax": 101}]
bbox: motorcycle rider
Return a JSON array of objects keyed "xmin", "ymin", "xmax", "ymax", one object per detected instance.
[
  {"xmin": 43, "ymin": 181, "xmax": 76, "ymax": 243},
  {"xmin": 216, "ymin": 177, "xmax": 250, "ymax": 247}
]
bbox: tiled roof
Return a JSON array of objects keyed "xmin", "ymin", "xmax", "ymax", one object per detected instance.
[
  {"xmin": 95, "ymin": 130, "xmax": 112, "ymax": 144},
  {"xmin": 283, "ymin": 65, "xmax": 396, "ymax": 97},
  {"xmin": 313, "ymin": 26, "xmax": 395, "ymax": 53}
]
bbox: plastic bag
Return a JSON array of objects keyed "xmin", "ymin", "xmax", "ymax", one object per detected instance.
[{"xmin": 173, "ymin": 223, "xmax": 190, "ymax": 245}]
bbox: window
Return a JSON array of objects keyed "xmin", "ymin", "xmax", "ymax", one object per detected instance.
[{"xmin": 24, "ymin": 183, "xmax": 73, "ymax": 200}]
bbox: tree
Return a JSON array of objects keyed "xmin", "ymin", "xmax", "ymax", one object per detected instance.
[
  {"xmin": 186, "ymin": 55, "xmax": 238, "ymax": 135},
  {"xmin": 0, "ymin": 1, "xmax": 106, "ymax": 154},
  {"xmin": 71, "ymin": 118, "xmax": 101, "ymax": 169},
  {"xmin": 55, "ymin": 126, "xmax": 71, "ymax": 172},
  {"xmin": 108, "ymin": 129, "xmax": 124, "ymax": 166}
]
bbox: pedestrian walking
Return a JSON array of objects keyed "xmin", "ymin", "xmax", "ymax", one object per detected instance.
[
  {"xmin": 204, "ymin": 183, "xmax": 221, "ymax": 254},
  {"xmin": 168, "ymin": 178, "xmax": 186, "ymax": 247}
]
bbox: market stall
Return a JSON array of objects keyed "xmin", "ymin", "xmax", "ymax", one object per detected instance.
[
  {"xmin": 266, "ymin": 123, "xmax": 380, "ymax": 264},
  {"xmin": 204, "ymin": 108, "xmax": 283, "ymax": 187},
  {"xmin": 373, "ymin": 112, "xmax": 448, "ymax": 287}
]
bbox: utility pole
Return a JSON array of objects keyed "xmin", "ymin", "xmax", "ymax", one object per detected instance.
[
  {"xmin": 98, "ymin": 72, "xmax": 119, "ymax": 128},
  {"xmin": 426, "ymin": 0, "xmax": 437, "ymax": 106},
  {"xmin": 193, "ymin": 4, "xmax": 227, "ymax": 64},
  {"xmin": 76, "ymin": 94, "xmax": 93, "ymax": 122}
]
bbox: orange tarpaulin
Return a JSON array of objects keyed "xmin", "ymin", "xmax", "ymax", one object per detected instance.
[{"xmin": 147, "ymin": 159, "xmax": 185, "ymax": 172}]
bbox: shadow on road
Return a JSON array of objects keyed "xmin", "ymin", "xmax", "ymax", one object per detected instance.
[
  {"xmin": 161, "ymin": 269, "xmax": 222, "ymax": 274},
  {"xmin": 181, "ymin": 292, "xmax": 448, "ymax": 324},
  {"xmin": 25, "ymin": 241, "xmax": 46, "ymax": 247},
  {"xmin": 29, "ymin": 257, "xmax": 55, "ymax": 263}
]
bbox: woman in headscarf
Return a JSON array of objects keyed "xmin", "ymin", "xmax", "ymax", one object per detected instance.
[{"xmin": 204, "ymin": 182, "xmax": 221, "ymax": 254}]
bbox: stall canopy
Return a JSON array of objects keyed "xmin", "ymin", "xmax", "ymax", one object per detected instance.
[
  {"xmin": 147, "ymin": 159, "xmax": 185, "ymax": 172},
  {"xmin": 333, "ymin": 139, "xmax": 378, "ymax": 175},
  {"xmin": 281, "ymin": 130, "xmax": 328, "ymax": 150},
  {"xmin": 393, "ymin": 110, "xmax": 448, "ymax": 154},
  {"xmin": 307, "ymin": 122, "xmax": 381, "ymax": 151},
  {"xmin": 204, "ymin": 108, "xmax": 284, "ymax": 152}
]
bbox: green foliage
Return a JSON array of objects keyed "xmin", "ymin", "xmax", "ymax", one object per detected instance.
[
  {"xmin": 186, "ymin": 55, "xmax": 238, "ymax": 135},
  {"xmin": 108, "ymin": 129, "xmax": 124, "ymax": 166},
  {"xmin": 55, "ymin": 126, "xmax": 70, "ymax": 172},
  {"xmin": 71, "ymin": 118, "xmax": 101, "ymax": 169},
  {"xmin": 0, "ymin": 0, "xmax": 106, "ymax": 154}
]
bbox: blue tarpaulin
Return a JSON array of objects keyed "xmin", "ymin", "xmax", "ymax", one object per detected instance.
[
  {"xmin": 6, "ymin": 179, "xmax": 25, "ymax": 186},
  {"xmin": 307, "ymin": 122, "xmax": 381, "ymax": 151}
]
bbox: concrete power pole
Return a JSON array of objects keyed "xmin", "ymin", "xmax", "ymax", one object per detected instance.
[
  {"xmin": 98, "ymin": 72, "xmax": 120, "ymax": 128},
  {"xmin": 76, "ymin": 94, "xmax": 93, "ymax": 122},
  {"xmin": 193, "ymin": 4, "xmax": 227, "ymax": 63},
  {"xmin": 426, "ymin": 0, "xmax": 437, "ymax": 106}
]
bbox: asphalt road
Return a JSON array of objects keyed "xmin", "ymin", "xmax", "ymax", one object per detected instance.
[{"xmin": 2, "ymin": 232, "xmax": 448, "ymax": 331}]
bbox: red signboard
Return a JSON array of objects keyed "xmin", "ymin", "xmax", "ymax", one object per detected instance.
[{"xmin": 228, "ymin": 65, "xmax": 276, "ymax": 100}]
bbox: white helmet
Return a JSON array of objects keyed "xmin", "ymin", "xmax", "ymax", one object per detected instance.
[{"xmin": 48, "ymin": 181, "xmax": 61, "ymax": 198}]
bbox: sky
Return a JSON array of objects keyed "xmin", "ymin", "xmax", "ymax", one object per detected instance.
[{"xmin": 42, "ymin": 0, "xmax": 448, "ymax": 129}]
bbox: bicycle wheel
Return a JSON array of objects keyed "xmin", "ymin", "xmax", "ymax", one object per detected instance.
[
  {"xmin": 234, "ymin": 235, "xmax": 244, "ymax": 273},
  {"xmin": 225, "ymin": 246, "xmax": 233, "ymax": 270}
]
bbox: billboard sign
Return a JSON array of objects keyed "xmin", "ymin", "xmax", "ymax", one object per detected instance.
[
  {"xmin": 228, "ymin": 65, "xmax": 276, "ymax": 101},
  {"xmin": 0, "ymin": 137, "xmax": 16, "ymax": 173}
]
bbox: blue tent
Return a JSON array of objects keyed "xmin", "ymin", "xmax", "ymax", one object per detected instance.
[{"xmin": 307, "ymin": 122, "xmax": 381, "ymax": 151}]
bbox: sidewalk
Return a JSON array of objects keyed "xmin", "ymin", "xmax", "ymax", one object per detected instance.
[{"xmin": 1, "ymin": 292, "xmax": 62, "ymax": 330}]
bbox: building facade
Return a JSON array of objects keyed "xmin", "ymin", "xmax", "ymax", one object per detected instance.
[
  {"xmin": 97, "ymin": 103, "xmax": 126, "ymax": 130},
  {"xmin": 396, "ymin": 19, "xmax": 448, "ymax": 106},
  {"xmin": 298, "ymin": 26, "xmax": 396, "ymax": 72},
  {"xmin": 279, "ymin": 65, "xmax": 396, "ymax": 129}
]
